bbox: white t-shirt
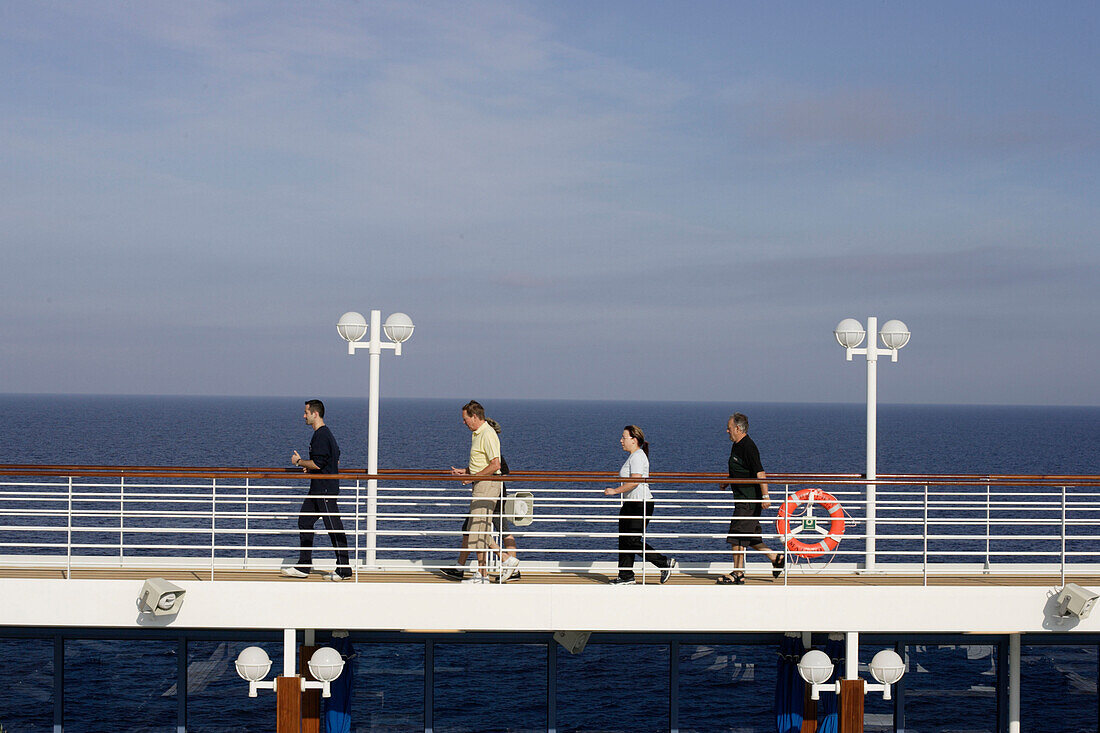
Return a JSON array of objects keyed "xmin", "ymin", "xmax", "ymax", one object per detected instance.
[{"xmin": 619, "ymin": 449, "xmax": 652, "ymax": 501}]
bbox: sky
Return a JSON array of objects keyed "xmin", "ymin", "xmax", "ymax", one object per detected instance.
[{"xmin": 1, "ymin": 1, "xmax": 1097, "ymax": 406}]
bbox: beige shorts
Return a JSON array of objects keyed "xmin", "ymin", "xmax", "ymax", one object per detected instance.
[{"xmin": 467, "ymin": 480, "xmax": 503, "ymax": 550}]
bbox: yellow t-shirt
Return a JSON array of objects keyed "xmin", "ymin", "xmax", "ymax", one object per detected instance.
[{"xmin": 468, "ymin": 421, "xmax": 502, "ymax": 475}]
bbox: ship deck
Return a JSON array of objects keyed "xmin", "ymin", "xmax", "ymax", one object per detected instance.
[{"xmin": 4, "ymin": 564, "xmax": 1100, "ymax": 587}]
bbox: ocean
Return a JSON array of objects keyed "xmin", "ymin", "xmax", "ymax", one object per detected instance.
[{"xmin": 1, "ymin": 395, "xmax": 1098, "ymax": 732}]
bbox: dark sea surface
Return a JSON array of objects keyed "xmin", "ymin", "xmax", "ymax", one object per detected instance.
[{"xmin": 1, "ymin": 395, "xmax": 1099, "ymax": 732}]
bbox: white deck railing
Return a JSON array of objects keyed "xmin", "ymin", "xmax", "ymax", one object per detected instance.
[{"xmin": 1, "ymin": 466, "xmax": 1099, "ymax": 584}]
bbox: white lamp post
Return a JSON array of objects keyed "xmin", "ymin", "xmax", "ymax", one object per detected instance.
[
  {"xmin": 337, "ymin": 310, "xmax": 415, "ymax": 568},
  {"xmin": 834, "ymin": 317, "xmax": 910, "ymax": 571}
]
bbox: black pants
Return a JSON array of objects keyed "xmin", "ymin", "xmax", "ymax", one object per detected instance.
[
  {"xmin": 296, "ymin": 493, "xmax": 351, "ymax": 571},
  {"xmin": 618, "ymin": 500, "xmax": 670, "ymax": 580}
]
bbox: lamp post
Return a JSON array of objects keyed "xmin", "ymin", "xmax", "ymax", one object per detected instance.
[
  {"xmin": 337, "ymin": 310, "xmax": 415, "ymax": 568},
  {"xmin": 834, "ymin": 317, "xmax": 910, "ymax": 571},
  {"xmin": 798, "ymin": 640, "xmax": 906, "ymax": 733},
  {"xmin": 235, "ymin": 635, "xmax": 346, "ymax": 733}
]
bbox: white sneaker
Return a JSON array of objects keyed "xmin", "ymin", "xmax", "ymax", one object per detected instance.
[
  {"xmin": 499, "ymin": 556, "xmax": 520, "ymax": 582},
  {"xmin": 462, "ymin": 573, "xmax": 489, "ymax": 584},
  {"xmin": 660, "ymin": 558, "xmax": 678, "ymax": 585},
  {"xmin": 282, "ymin": 567, "xmax": 309, "ymax": 578},
  {"xmin": 326, "ymin": 571, "xmax": 353, "ymax": 582}
]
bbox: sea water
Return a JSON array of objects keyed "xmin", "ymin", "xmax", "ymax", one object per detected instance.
[{"xmin": 0, "ymin": 395, "xmax": 1098, "ymax": 732}]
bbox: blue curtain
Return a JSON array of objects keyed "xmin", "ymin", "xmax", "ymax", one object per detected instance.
[
  {"xmin": 816, "ymin": 637, "xmax": 845, "ymax": 733},
  {"xmin": 323, "ymin": 637, "xmax": 356, "ymax": 733},
  {"xmin": 775, "ymin": 635, "xmax": 805, "ymax": 733}
]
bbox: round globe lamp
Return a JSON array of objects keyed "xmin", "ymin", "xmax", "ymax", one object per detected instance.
[
  {"xmin": 337, "ymin": 311, "xmax": 368, "ymax": 342},
  {"xmin": 879, "ymin": 319, "xmax": 910, "ymax": 350},
  {"xmin": 383, "ymin": 312, "xmax": 415, "ymax": 343},
  {"xmin": 834, "ymin": 318, "xmax": 866, "ymax": 348}
]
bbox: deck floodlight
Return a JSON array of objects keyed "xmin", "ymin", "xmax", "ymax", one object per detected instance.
[
  {"xmin": 337, "ymin": 311, "xmax": 368, "ymax": 342},
  {"xmin": 869, "ymin": 649, "xmax": 906, "ymax": 686},
  {"xmin": 834, "ymin": 318, "xmax": 866, "ymax": 348},
  {"xmin": 307, "ymin": 647, "xmax": 345, "ymax": 697},
  {"xmin": 879, "ymin": 319, "xmax": 911, "ymax": 350},
  {"xmin": 554, "ymin": 630, "xmax": 591, "ymax": 655},
  {"xmin": 137, "ymin": 578, "xmax": 186, "ymax": 617},
  {"xmin": 504, "ymin": 491, "xmax": 535, "ymax": 526},
  {"xmin": 235, "ymin": 646, "xmax": 273, "ymax": 697},
  {"xmin": 1056, "ymin": 583, "xmax": 1099, "ymax": 620},
  {"xmin": 797, "ymin": 649, "xmax": 835, "ymax": 699},
  {"xmin": 383, "ymin": 312, "xmax": 415, "ymax": 343}
]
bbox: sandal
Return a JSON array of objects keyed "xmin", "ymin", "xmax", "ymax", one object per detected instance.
[
  {"xmin": 716, "ymin": 573, "xmax": 745, "ymax": 585},
  {"xmin": 772, "ymin": 555, "xmax": 786, "ymax": 579}
]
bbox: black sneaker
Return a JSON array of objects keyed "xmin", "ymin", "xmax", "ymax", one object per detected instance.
[
  {"xmin": 609, "ymin": 577, "xmax": 636, "ymax": 585},
  {"xmin": 660, "ymin": 559, "xmax": 678, "ymax": 584},
  {"xmin": 440, "ymin": 567, "xmax": 466, "ymax": 580}
]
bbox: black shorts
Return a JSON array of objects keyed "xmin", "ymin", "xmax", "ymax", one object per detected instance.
[
  {"xmin": 726, "ymin": 500, "xmax": 762, "ymax": 547},
  {"xmin": 461, "ymin": 493, "xmax": 513, "ymax": 535}
]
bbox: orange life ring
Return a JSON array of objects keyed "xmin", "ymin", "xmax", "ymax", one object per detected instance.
[{"xmin": 775, "ymin": 488, "xmax": 846, "ymax": 559}]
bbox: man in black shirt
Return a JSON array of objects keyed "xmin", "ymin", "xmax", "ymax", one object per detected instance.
[
  {"xmin": 718, "ymin": 412, "xmax": 784, "ymax": 584},
  {"xmin": 283, "ymin": 399, "xmax": 352, "ymax": 581}
]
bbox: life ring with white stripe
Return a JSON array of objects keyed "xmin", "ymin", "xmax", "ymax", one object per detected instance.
[{"xmin": 775, "ymin": 488, "xmax": 846, "ymax": 558}]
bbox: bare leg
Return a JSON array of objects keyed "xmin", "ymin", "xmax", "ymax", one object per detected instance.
[
  {"xmin": 456, "ymin": 533, "xmax": 470, "ymax": 566},
  {"xmin": 502, "ymin": 535, "xmax": 517, "ymax": 561},
  {"xmin": 751, "ymin": 542, "xmax": 779, "ymax": 565}
]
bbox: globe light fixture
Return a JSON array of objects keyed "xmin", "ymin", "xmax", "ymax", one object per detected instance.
[
  {"xmin": 307, "ymin": 646, "xmax": 346, "ymax": 697},
  {"xmin": 336, "ymin": 311, "xmax": 369, "ymax": 342},
  {"xmin": 797, "ymin": 649, "xmax": 835, "ymax": 694},
  {"xmin": 338, "ymin": 308, "xmax": 415, "ymax": 566},
  {"xmin": 235, "ymin": 646, "xmax": 274, "ymax": 697},
  {"xmin": 879, "ymin": 319, "xmax": 911, "ymax": 350},
  {"xmin": 835, "ymin": 316, "xmax": 911, "ymax": 571},
  {"xmin": 799, "ymin": 644, "xmax": 904, "ymax": 702},
  {"xmin": 383, "ymin": 312, "xmax": 415, "ymax": 343},
  {"xmin": 834, "ymin": 318, "xmax": 866, "ymax": 349},
  {"xmin": 869, "ymin": 649, "xmax": 906, "ymax": 687}
]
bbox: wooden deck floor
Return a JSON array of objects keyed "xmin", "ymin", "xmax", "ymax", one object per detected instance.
[{"xmin": 2, "ymin": 566, "xmax": 1096, "ymax": 586}]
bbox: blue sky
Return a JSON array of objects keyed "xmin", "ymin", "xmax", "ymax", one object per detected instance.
[{"xmin": 1, "ymin": 1, "xmax": 1097, "ymax": 405}]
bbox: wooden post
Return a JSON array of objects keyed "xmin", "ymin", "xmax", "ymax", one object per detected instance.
[
  {"xmin": 300, "ymin": 645, "xmax": 320, "ymax": 733},
  {"xmin": 839, "ymin": 679, "xmax": 864, "ymax": 733},
  {"xmin": 276, "ymin": 676, "xmax": 302, "ymax": 733},
  {"xmin": 800, "ymin": 683, "xmax": 817, "ymax": 733}
]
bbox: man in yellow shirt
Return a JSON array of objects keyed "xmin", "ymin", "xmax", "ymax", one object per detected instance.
[{"xmin": 449, "ymin": 400, "xmax": 509, "ymax": 584}]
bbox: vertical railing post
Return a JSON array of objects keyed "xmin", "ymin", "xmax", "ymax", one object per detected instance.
[
  {"xmin": 119, "ymin": 476, "xmax": 125, "ymax": 563},
  {"xmin": 244, "ymin": 477, "xmax": 250, "ymax": 565},
  {"xmin": 990, "ymin": 477, "xmax": 998, "ymax": 572},
  {"xmin": 66, "ymin": 476, "xmax": 73, "ymax": 580},
  {"xmin": 782, "ymin": 484, "xmax": 790, "ymax": 587},
  {"xmin": 922, "ymin": 484, "xmax": 929, "ymax": 586},
  {"xmin": 354, "ymin": 479, "xmax": 361, "ymax": 580},
  {"xmin": 641, "ymin": 499, "xmax": 648, "ymax": 585},
  {"xmin": 211, "ymin": 478, "xmax": 217, "ymax": 581},
  {"xmin": 1061, "ymin": 484, "xmax": 1067, "ymax": 587}
]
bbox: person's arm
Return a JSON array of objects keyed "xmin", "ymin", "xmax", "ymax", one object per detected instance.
[
  {"xmin": 470, "ymin": 457, "xmax": 501, "ymax": 478},
  {"xmin": 605, "ymin": 474, "xmax": 643, "ymax": 496},
  {"xmin": 758, "ymin": 471, "xmax": 770, "ymax": 510},
  {"xmin": 455, "ymin": 457, "xmax": 501, "ymax": 485},
  {"xmin": 291, "ymin": 451, "xmax": 318, "ymax": 472}
]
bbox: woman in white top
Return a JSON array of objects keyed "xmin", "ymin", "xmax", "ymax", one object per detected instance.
[{"xmin": 604, "ymin": 425, "xmax": 677, "ymax": 585}]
